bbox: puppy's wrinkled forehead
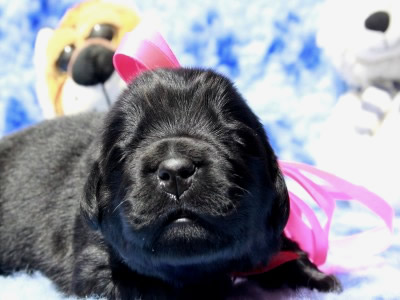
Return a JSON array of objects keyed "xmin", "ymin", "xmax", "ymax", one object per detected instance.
[{"xmin": 106, "ymin": 68, "xmax": 261, "ymax": 146}]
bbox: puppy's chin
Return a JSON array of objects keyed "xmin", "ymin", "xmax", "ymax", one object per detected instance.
[
  {"xmin": 154, "ymin": 220, "xmax": 213, "ymax": 257},
  {"xmin": 148, "ymin": 211, "xmax": 234, "ymax": 262}
]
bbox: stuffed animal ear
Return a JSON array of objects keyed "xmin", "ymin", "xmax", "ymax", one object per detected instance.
[
  {"xmin": 33, "ymin": 28, "xmax": 57, "ymax": 119},
  {"xmin": 102, "ymin": 0, "xmax": 139, "ymax": 10},
  {"xmin": 81, "ymin": 161, "xmax": 102, "ymax": 230}
]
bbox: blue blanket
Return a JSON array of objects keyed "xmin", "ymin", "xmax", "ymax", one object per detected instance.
[{"xmin": 0, "ymin": 0, "xmax": 399, "ymax": 299}]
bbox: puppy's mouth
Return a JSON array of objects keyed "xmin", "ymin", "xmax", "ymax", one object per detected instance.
[
  {"xmin": 163, "ymin": 209, "xmax": 200, "ymax": 227},
  {"xmin": 173, "ymin": 217, "xmax": 191, "ymax": 223},
  {"xmin": 148, "ymin": 209, "xmax": 224, "ymax": 260},
  {"xmin": 153, "ymin": 209, "xmax": 212, "ymax": 240}
]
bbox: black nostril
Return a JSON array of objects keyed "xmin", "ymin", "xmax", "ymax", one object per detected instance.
[
  {"xmin": 158, "ymin": 170, "xmax": 171, "ymax": 181},
  {"xmin": 178, "ymin": 163, "xmax": 196, "ymax": 179},
  {"xmin": 365, "ymin": 11, "xmax": 390, "ymax": 33},
  {"xmin": 157, "ymin": 158, "xmax": 196, "ymax": 197},
  {"xmin": 72, "ymin": 44, "xmax": 115, "ymax": 86}
]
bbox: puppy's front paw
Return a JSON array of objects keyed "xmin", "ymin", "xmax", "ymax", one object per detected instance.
[
  {"xmin": 248, "ymin": 256, "xmax": 342, "ymax": 293},
  {"xmin": 300, "ymin": 266, "xmax": 342, "ymax": 293},
  {"xmin": 249, "ymin": 237, "xmax": 343, "ymax": 293}
]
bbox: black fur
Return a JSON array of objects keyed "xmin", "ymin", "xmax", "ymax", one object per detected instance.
[{"xmin": 0, "ymin": 68, "xmax": 341, "ymax": 299}]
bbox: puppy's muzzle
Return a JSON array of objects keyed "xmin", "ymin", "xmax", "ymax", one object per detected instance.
[{"xmin": 157, "ymin": 158, "xmax": 196, "ymax": 198}]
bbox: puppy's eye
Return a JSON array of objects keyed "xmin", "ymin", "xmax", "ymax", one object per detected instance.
[
  {"xmin": 88, "ymin": 24, "xmax": 116, "ymax": 41},
  {"xmin": 237, "ymin": 129, "xmax": 263, "ymax": 157},
  {"xmin": 56, "ymin": 44, "xmax": 75, "ymax": 72}
]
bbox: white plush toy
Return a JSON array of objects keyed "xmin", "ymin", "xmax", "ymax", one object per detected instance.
[{"xmin": 314, "ymin": 0, "xmax": 400, "ymax": 209}]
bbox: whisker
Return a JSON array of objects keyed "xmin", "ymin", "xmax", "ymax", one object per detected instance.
[
  {"xmin": 111, "ymin": 199, "xmax": 129, "ymax": 215},
  {"xmin": 232, "ymin": 184, "xmax": 251, "ymax": 196}
]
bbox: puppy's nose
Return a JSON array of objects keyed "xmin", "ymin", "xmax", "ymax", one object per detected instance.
[{"xmin": 158, "ymin": 158, "xmax": 195, "ymax": 198}]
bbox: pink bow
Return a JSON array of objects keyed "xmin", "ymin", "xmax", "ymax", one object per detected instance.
[
  {"xmin": 113, "ymin": 22, "xmax": 180, "ymax": 83},
  {"xmin": 280, "ymin": 161, "xmax": 393, "ymax": 273},
  {"xmin": 113, "ymin": 24, "xmax": 395, "ymax": 273}
]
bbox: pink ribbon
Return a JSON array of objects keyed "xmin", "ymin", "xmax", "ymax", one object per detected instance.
[
  {"xmin": 113, "ymin": 25, "xmax": 395, "ymax": 273},
  {"xmin": 113, "ymin": 22, "xmax": 180, "ymax": 83},
  {"xmin": 280, "ymin": 161, "xmax": 394, "ymax": 273}
]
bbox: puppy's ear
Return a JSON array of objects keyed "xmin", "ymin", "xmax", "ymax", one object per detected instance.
[
  {"xmin": 254, "ymin": 124, "xmax": 290, "ymax": 233},
  {"xmin": 269, "ymin": 161, "xmax": 290, "ymax": 233},
  {"xmin": 81, "ymin": 161, "xmax": 101, "ymax": 230}
]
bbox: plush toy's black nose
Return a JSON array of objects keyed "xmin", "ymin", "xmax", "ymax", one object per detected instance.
[
  {"xmin": 158, "ymin": 158, "xmax": 196, "ymax": 198},
  {"xmin": 365, "ymin": 11, "xmax": 390, "ymax": 33},
  {"xmin": 72, "ymin": 44, "xmax": 115, "ymax": 86}
]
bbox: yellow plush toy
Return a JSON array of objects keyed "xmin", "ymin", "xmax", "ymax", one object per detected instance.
[{"xmin": 34, "ymin": 0, "xmax": 140, "ymax": 118}]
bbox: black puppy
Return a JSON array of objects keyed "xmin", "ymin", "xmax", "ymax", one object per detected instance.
[{"xmin": 0, "ymin": 68, "xmax": 340, "ymax": 299}]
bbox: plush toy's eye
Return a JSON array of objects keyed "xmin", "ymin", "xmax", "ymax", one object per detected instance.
[
  {"xmin": 88, "ymin": 24, "xmax": 116, "ymax": 41},
  {"xmin": 56, "ymin": 44, "xmax": 75, "ymax": 72}
]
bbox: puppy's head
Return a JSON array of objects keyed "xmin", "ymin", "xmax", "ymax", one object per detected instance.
[{"xmin": 82, "ymin": 68, "xmax": 289, "ymax": 282}]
